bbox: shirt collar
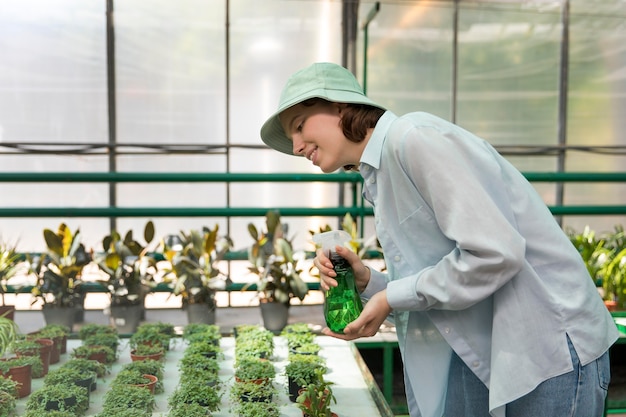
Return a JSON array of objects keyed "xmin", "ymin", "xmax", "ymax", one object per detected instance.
[{"xmin": 360, "ymin": 111, "xmax": 397, "ymax": 170}]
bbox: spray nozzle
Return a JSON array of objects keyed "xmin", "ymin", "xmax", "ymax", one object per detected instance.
[{"xmin": 312, "ymin": 230, "xmax": 351, "ymax": 255}]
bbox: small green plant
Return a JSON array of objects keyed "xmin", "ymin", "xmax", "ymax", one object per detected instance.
[
  {"xmin": 0, "ymin": 314, "xmax": 19, "ymax": 358},
  {"xmin": 168, "ymin": 379, "xmax": 223, "ymax": 411},
  {"xmin": 229, "ymin": 379, "xmax": 277, "ymax": 404},
  {"xmin": 178, "ymin": 353, "xmax": 220, "ymax": 377},
  {"xmin": 182, "ymin": 323, "xmax": 221, "ymax": 342},
  {"xmin": 123, "ymin": 359, "xmax": 165, "ymax": 394},
  {"xmin": 167, "ymin": 402, "xmax": 210, "ymax": 417},
  {"xmin": 77, "ymin": 323, "xmax": 117, "ymax": 340},
  {"xmin": 0, "ymin": 375, "xmax": 19, "ymax": 398},
  {"xmin": 112, "ymin": 369, "xmax": 155, "ymax": 386},
  {"xmin": 234, "ymin": 357, "xmax": 276, "ymax": 382},
  {"xmin": 61, "ymin": 357, "xmax": 109, "ymax": 378},
  {"xmin": 296, "ymin": 369, "xmax": 337, "ymax": 417},
  {"xmin": 100, "ymin": 384, "xmax": 156, "ymax": 416},
  {"xmin": 131, "ymin": 343, "xmax": 165, "ymax": 357},
  {"xmin": 82, "ymin": 332, "xmax": 119, "ymax": 352},
  {"xmin": 25, "ymin": 382, "xmax": 89, "ymax": 415},
  {"xmin": 129, "ymin": 326, "xmax": 171, "ymax": 351},
  {"xmin": 231, "ymin": 400, "xmax": 281, "ymax": 417},
  {"xmin": 71, "ymin": 344, "xmax": 116, "ymax": 364}
]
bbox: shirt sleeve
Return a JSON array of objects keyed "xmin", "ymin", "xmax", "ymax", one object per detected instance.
[{"xmin": 387, "ymin": 120, "xmax": 527, "ymax": 311}]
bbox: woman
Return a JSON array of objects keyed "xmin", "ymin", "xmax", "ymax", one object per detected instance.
[{"xmin": 260, "ymin": 62, "xmax": 617, "ymax": 417}]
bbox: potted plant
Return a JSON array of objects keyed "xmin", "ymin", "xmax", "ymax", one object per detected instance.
[
  {"xmin": 123, "ymin": 359, "xmax": 165, "ymax": 394},
  {"xmin": 60, "ymin": 357, "xmax": 108, "ymax": 391},
  {"xmin": 246, "ymin": 210, "xmax": 309, "ymax": 333},
  {"xmin": 0, "ymin": 240, "xmax": 24, "ymax": 320},
  {"xmin": 11, "ymin": 337, "xmax": 54, "ymax": 376},
  {"xmin": 24, "ymin": 411, "xmax": 78, "ymax": 417},
  {"xmin": 234, "ymin": 357, "xmax": 276, "ymax": 383},
  {"xmin": 130, "ymin": 343, "xmax": 165, "ymax": 362},
  {"xmin": 44, "ymin": 366, "xmax": 96, "ymax": 395},
  {"xmin": 184, "ymin": 340, "xmax": 222, "ymax": 359},
  {"xmin": 182, "ymin": 323, "xmax": 221, "ymax": 345},
  {"xmin": 29, "ymin": 223, "xmax": 92, "ymax": 330},
  {"xmin": 231, "ymin": 400, "xmax": 281, "ymax": 417},
  {"xmin": 71, "ymin": 344, "xmax": 116, "ymax": 364},
  {"xmin": 25, "ymin": 382, "xmax": 89, "ymax": 415},
  {"xmin": 35, "ymin": 324, "xmax": 70, "ymax": 355},
  {"xmin": 167, "ymin": 379, "xmax": 223, "ymax": 411},
  {"xmin": 160, "ymin": 224, "xmax": 233, "ymax": 325},
  {"xmin": 230, "ymin": 379, "xmax": 278, "ymax": 403},
  {"xmin": 296, "ymin": 369, "xmax": 338, "ymax": 417},
  {"xmin": 112, "ymin": 369, "xmax": 158, "ymax": 394},
  {"xmin": 178, "ymin": 353, "xmax": 220, "ymax": 378},
  {"xmin": 77, "ymin": 323, "xmax": 117, "ymax": 340},
  {"xmin": 82, "ymin": 332, "xmax": 120, "ymax": 353},
  {"xmin": 284, "ymin": 354, "xmax": 327, "ymax": 402},
  {"xmin": 129, "ymin": 325, "xmax": 171, "ymax": 351},
  {"xmin": 100, "ymin": 384, "xmax": 156, "ymax": 416},
  {"xmin": 95, "ymin": 221, "xmax": 158, "ymax": 333},
  {"xmin": 0, "ymin": 356, "xmax": 32, "ymax": 397}
]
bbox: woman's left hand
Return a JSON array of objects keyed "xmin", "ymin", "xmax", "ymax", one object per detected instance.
[{"xmin": 322, "ymin": 290, "xmax": 392, "ymax": 340}]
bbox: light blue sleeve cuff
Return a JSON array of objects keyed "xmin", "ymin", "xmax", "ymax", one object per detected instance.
[
  {"xmin": 361, "ymin": 268, "xmax": 387, "ymax": 300},
  {"xmin": 386, "ymin": 274, "xmax": 421, "ymax": 310}
]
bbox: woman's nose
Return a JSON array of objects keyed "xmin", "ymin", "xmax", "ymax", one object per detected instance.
[{"xmin": 292, "ymin": 137, "xmax": 306, "ymax": 156}]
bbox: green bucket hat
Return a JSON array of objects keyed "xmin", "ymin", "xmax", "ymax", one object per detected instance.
[{"xmin": 260, "ymin": 62, "xmax": 385, "ymax": 155}]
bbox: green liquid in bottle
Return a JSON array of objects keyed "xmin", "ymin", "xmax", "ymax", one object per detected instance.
[{"xmin": 324, "ymin": 252, "xmax": 363, "ymax": 334}]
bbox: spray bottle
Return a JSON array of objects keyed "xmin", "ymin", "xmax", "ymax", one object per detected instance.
[{"xmin": 312, "ymin": 230, "xmax": 363, "ymax": 333}]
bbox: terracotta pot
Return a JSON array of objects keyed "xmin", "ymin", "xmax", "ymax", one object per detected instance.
[
  {"xmin": 0, "ymin": 359, "xmax": 32, "ymax": 398},
  {"xmin": 130, "ymin": 349, "xmax": 164, "ymax": 362},
  {"xmin": 605, "ymin": 300, "xmax": 618, "ymax": 311},
  {"xmin": 131, "ymin": 374, "xmax": 158, "ymax": 394},
  {"xmin": 0, "ymin": 305, "xmax": 15, "ymax": 321},
  {"xmin": 16, "ymin": 338, "xmax": 53, "ymax": 376}
]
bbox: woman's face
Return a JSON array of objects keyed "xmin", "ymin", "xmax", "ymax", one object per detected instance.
[{"xmin": 279, "ymin": 101, "xmax": 361, "ymax": 173}]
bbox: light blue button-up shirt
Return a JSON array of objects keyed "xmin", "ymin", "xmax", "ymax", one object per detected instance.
[{"xmin": 359, "ymin": 111, "xmax": 618, "ymax": 417}]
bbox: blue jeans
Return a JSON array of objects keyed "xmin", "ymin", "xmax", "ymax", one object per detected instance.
[{"xmin": 444, "ymin": 337, "xmax": 610, "ymax": 417}]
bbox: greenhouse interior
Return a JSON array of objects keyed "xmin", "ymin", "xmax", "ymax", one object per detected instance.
[{"xmin": 0, "ymin": 0, "xmax": 625, "ymax": 416}]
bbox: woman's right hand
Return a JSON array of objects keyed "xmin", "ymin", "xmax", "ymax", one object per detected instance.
[{"xmin": 313, "ymin": 245, "xmax": 371, "ymax": 292}]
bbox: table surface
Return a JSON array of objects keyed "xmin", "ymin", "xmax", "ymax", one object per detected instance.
[{"xmin": 14, "ymin": 335, "xmax": 390, "ymax": 417}]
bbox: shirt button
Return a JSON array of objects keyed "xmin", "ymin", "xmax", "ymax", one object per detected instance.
[
  {"xmin": 394, "ymin": 255, "xmax": 401, "ymax": 262},
  {"xmin": 472, "ymin": 361, "xmax": 480, "ymax": 368},
  {"xmin": 444, "ymin": 328, "xmax": 450, "ymax": 334},
  {"xmin": 369, "ymin": 177, "xmax": 376, "ymax": 184}
]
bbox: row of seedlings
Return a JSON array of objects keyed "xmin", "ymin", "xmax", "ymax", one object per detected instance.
[
  {"xmin": 167, "ymin": 323, "xmax": 224, "ymax": 417},
  {"xmin": 230, "ymin": 324, "xmax": 280, "ymax": 417}
]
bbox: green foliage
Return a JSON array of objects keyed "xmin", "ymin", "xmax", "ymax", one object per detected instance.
[
  {"xmin": 77, "ymin": 323, "xmax": 117, "ymax": 340},
  {"xmin": 296, "ymin": 368, "xmax": 336, "ymax": 417},
  {"xmin": 0, "ymin": 315, "xmax": 18, "ymax": 358},
  {"xmin": 0, "ymin": 240, "xmax": 23, "ymax": 305},
  {"xmin": 230, "ymin": 400, "xmax": 281, "ymax": 417},
  {"xmin": 60, "ymin": 357, "xmax": 109, "ymax": 378},
  {"xmin": 161, "ymin": 224, "xmax": 233, "ymax": 308},
  {"xmin": 94, "ymin": 221, "xmax": 157, "ymax": 307},
  {"xmin": 71, "ymin": 344, "xmax": 116, "ymax": 364},
  {"xmin": 25, "ymin": 382, "xmax": 89, "ymax": 415},
  {"xmin": 0, "ymin": 390, "xmax": 16, "ymax": 416},
  {"xmin": 247, "ymin": 210, "xmax": 309, "ymax": 304},
  {"xmin": 168, "ymin": 379, "xmax": 222, "ymax": 411},
  {"xmin": 100, "ymin": 384, "xmax": 156, "ymax": 416},
  {"xmin": 569, "ymin": 224, "xmax": 626, "ymax": 307},
  {"xmin": 30, "ymin": 223, "xmax": 92, "ymax": 308},
  {"xmin": 167, "ymin": 402, "xmax": 211, "ymax": 417},
  {"xmin": 0, "ymin": 375, "xmax": 19, "ymax": 398},
  {"xmin": 234, "ymin": 357, "xmax": 276, "ymax": 382}
]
